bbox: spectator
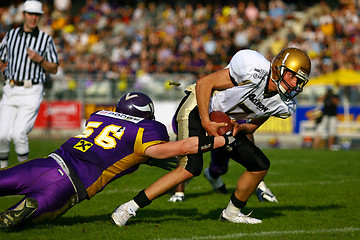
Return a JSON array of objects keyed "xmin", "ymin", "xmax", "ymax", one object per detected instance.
[
  {"xmin": 1, "ymin": 1, "xmax": 359, "ymax": 97},
  {"xmin": 312, "ymin": 86, "xmax": 340, "ymax": 150}
]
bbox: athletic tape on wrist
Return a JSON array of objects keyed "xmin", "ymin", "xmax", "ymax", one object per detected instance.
[{"xmin": 198, "ymin": 136, "xmax": 215, "ymax": 154}]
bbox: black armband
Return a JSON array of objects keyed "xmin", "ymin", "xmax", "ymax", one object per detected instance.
[{"xmin": 198, "ymin": 135, "xmax": 215, "ymax": 154}]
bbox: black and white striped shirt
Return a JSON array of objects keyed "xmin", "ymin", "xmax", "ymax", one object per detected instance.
[{"xmin": 0, "ymin": 25, "xmax": 59, "ymax": 84}]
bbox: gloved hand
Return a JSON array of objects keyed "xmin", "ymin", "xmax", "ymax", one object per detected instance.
[{"xmin": 147, "ymin": 157, "xmax": 178, "ymax": 171}]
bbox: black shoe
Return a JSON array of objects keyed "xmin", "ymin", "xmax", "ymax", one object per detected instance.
[
  {"xmin": 214, "ymin": 184, "xmax": 228, "ymax": 194},
  {"xmin": 0, "ymin": 198, "xmax": 38, "ymax": 229},
  {"xmin": 204, "ymin": 167, "xmax": 228, "ymax": 194}
]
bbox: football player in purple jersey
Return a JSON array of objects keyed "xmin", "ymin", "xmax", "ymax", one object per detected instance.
[{"xmin": 0, "ymin": 92, "xmax": 234, "ymax": 229}]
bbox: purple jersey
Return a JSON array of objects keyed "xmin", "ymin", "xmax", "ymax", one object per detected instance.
[
  {"xmin": 0, "ymin": 110, "xmax": 169, "ymax": 223},
  {"xmin": 55, "ymin": 110, "xmax": 169, "ymax": 199}
]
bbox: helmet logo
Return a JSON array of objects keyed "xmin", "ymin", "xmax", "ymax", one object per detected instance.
[
  {"xmin": 125, "ymin": 93, "xmax": 139, "ymax": 100},
  {"xmin": 133, "ymin": 103, "xmax": 154, "ymax": 113},
  {"xmin": 125, "ymin": 92, "xmax": 154, "ymax": 115}
]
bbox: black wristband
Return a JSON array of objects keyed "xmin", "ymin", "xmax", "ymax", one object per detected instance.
[
  {"xmin": 39, "ymin": 58, "xmax": 45, "ymax": 65},
  {"xmin": 198, "ymin": 135, "xmax": 215, "ymax": 154}
]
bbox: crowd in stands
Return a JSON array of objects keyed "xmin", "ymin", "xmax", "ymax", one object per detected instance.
[{"xmin": 0, "ymin": 0, "xmax": 359, "ymax": 99}]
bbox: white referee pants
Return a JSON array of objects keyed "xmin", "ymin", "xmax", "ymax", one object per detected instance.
[{"xmin": 0, "ymin": 84, "xmax": 43, "ymax": 155}]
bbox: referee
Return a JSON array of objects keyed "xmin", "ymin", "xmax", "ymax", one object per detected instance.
[{"xmin": 0, "ymin": 1, "xmax": 59, "ymax": 168}]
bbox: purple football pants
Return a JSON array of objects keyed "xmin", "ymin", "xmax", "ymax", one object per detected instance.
[
  {"xmin": 0, "ymin": 157, "xmax": 76, "ymax": 222},
  {"xmin": 209, "ymin": 148, "xmax": 230, "ymax": 178}
]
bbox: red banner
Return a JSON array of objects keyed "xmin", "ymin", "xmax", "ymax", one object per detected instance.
[{"xmin": 34, "ymin": 101, "xmax": 83, "ymax": 129}]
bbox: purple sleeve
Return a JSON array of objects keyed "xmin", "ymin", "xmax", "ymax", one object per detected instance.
[{"xmin": 140, "ymin": 119, "xmax": 170, "ymax": 143}]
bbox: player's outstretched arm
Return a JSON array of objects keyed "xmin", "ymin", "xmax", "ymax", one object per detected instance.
[{"xmin": 144, "ymin": 135, "xmax": 226, "ymax": 159}]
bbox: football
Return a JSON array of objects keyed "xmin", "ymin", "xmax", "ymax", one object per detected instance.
[{"xmin": 209, "ymin": 111, "xmax": 233, "ymax": 135}]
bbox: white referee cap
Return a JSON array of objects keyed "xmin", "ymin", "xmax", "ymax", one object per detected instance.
[{"xmin": 23, "ymin": 1, "xmax": 44, "ymax": 14}]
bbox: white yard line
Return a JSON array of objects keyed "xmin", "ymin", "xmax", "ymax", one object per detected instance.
[
  {"xmin": 159, "ymin": 227, "xmax": 360, "ymax": 240},
  {"xmin": 269, "ymin": 178, "xmax": 360, "ymax": 187}
]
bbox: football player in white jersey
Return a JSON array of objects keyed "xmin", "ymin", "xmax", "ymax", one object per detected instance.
[
  {"xmin": 112, "ymin": 47, "xmax": 311, "ymax": 226},
  {"xmin": 170, "ymin": 48, "xmax": 290, "ymax": 202}
]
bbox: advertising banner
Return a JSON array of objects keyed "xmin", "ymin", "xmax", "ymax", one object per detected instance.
[
  {"xmin": 34, "ymin": 101, "xmax": 83, "ymax": 129},
  {"xmin": 295, "ymin": 106, "xmax": 360, "ymax": 133}
]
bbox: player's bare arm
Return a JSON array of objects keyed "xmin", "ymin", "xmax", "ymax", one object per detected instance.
[
  {"xmin": 144, "ymin": 136, "xmax": 226, "ymax": 159},
  {"xmin": 196, "ymin": 68, "xmax": 234, "ymax": 136}
]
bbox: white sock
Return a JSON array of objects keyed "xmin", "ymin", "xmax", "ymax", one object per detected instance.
[
  {"xmin": 257, "ymin": 180, "xmax": 266, "ymax": 190},
  {"xmin": 174, "ymin": 192, "xmax": 184, "ymax": 196},
  {"xmin": 127, "ymin": 200, "xmax": 140, "ymax": 212},
  {"xmin": 225, "ymin": 200, "xmax": 240, "ymax": 215},
  {"xmin": 17, "ymin": 154, "xmax": 28, "ymax": 163},
  {"xmin": 0, "ymin": 160, "xmax": 8, "ymax": 168}
]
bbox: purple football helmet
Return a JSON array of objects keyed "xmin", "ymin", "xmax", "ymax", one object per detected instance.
[{"xmin": 116, "ymin": 92, "xmax": 155, "ymax": 119}]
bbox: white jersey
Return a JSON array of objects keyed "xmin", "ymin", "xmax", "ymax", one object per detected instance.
[{"xmin": 209, "ymin": 50, "xmax": 296, "ymax": 121}]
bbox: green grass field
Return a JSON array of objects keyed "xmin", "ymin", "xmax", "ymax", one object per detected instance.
[{"xmin": 0, "ymin": 138, "xmax": 359, "ymax": 240}]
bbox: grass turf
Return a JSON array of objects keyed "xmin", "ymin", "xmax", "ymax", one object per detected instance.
[{"xmin": 0, "ymin": 139, "xmax": 359, "ymax": 239}]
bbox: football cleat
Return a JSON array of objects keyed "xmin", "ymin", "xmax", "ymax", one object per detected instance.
[
  {"xmin": 204, "ymin": 167, "xmax": 228, "ymax": 194},
  {"xmin": 111, "ymin": 204, "xmax": 136, "ymax": 227},
  {"xmin": 168, "ymin": 193, "xmax": 185, "ymax": 202},
  {"xmin": 256, "ymin": 186, "xmax": 279, "ymax": 203},
  {"xmin": 0, "ymin": 197, "xmax": 38, "ymax": 229},
  {"xmin": 220, "ymin": 209, "xmax": 262, "ymax": 224},
  {"xmin": 214, "ymin": 184, "xmax": 228, "ymax": 194}
]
